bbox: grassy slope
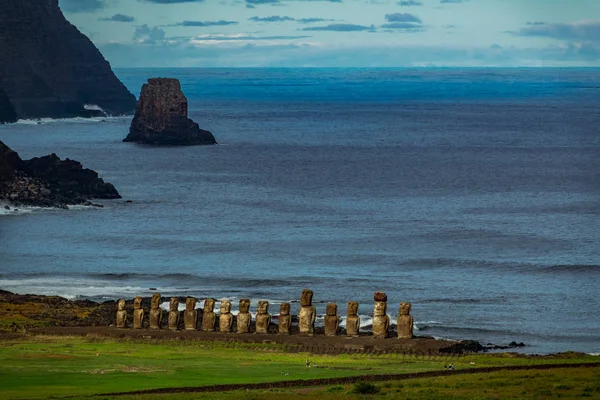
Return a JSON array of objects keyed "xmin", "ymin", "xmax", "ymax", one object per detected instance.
[
  {"xmin": 90, "ymin": 367, "xmax": 600, "ymax": 400},
  {"xmin": 1, "ymin": 335, "xmax": 598, "ymax": 400}
]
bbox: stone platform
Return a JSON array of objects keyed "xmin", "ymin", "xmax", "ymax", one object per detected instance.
[{"xmin": 29, "ymin": 326, "xmax": 464, "ymax": 355}]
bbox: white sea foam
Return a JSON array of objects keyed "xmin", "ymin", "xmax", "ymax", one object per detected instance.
[
  {"xmin": 588, "ymin": 353, "xmax": 600, "ymax": 356},
  {"xmin": 13, "ymin": 115, "xmax": 129, "ymax": 125},
  {"xmin": 0, "ymin": 202, "xmax": 102, "ymax": 217},
  {"xmin": 0, "ymin": 202, "xmax": 43, "ymax": 216},
  {"xmin": 414, "ymin": 320, "xmax": 445, "ymax": 332},
  {"xmin": 433, "ymin": 336, "xmax": 459, "ymax": 342},
  {"xmin": 0, "ymin": 277, "xmax": 179, "ymax": 301},
  {"xmin": 83, "ymin": 104, "xmax": 105, "ymax": 113},
  {"xmin": 360, "ymin": 317, "xmax": 373, "ymax": 329},
  {"xmin": 416, "ymin": 321, "xmax": 444, "ymax": 325}
]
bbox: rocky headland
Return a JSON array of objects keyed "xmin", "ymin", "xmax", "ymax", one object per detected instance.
[
  {"xmin": 0, "ymin": 0, "xmax": 136, "ymax": 123},
  {"xmin": 0, "ymin": 140, "xmax": 121, "ymax": 208},
  {"xmin": 124, "ymin": 78, "xmax": 217, "ymax": 145}
]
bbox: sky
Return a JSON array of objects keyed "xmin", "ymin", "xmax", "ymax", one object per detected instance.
[{"xmin": 59, "ymin": 0, "xmax": 600, "ymax": 67}]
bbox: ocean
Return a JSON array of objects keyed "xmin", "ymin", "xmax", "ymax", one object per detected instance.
[{"xmin": 1, "ymin": 68, "xmax": 599, "ymax": 354}]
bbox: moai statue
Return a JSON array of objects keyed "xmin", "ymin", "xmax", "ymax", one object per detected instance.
[
  {"xmin": 255, "ymin": 300, "xmax": 271, "ymax": 334},
  {"xmin": 149, "ymin": 293, "xmax": 162, "ymax": 330},
  {"xmin": 168, "ymin": 297, "xmax": 180, "ymax": 331},
  {"xmin": 133, "ymin": 296, "xmax": 144, "ymax": 329},
  {"xmin": 237, "ymin": 298, "xmax": 252, "ymax": 334},
  {"xmin": 346, "ymin": 301, "xmax": 360, "ymax": 337},
  {"xmin": 202, "ymin": 298, "xmax": 217, "ymax": 332},
  {"xmin": 324, "ymin": 303, "xmax": 339, "ymax": 337},
  {"xmin": 397, "ymin": 302, "xmax": 414, "ymax": 339},
  {"xmin": 116, "ymin": 299, "xmax": 127, "ymax": 328},
  {"xmin": 299, "ymin": 289, "xmax": 316, "ymax": 335},
  {"xmin": 184, "ymin": 297, "xmax": 198, "ymax": 331},
  {"xmin": 278, "ymin": 302, "xmax": 292, "ymax": 335},
  {"xmin": 372, "ymin": 292, "xmax": 389, "ymax": 339},
  {"xmin": 219, "ymin": 299, "xmax": 234, "ymax": 333}
]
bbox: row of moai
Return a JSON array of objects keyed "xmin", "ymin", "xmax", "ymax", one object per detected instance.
[{"xmin": 116, "ymin": 290, "xmax": 414, "ymax": 339}]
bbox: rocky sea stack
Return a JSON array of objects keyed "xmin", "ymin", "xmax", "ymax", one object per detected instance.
[
  {"xmin": 0, "ymin": 140, "xmax": 121, "ymax": 208},
  {"xmin": 0, "ymin": 0, "xmax": 136, "ymax": 122},
  {"xmin": 124, "ymin": 78, "xmax": 217, "ymax": 146}
]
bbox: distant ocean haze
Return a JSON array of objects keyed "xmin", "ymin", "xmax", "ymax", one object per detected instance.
[{"xmin": 0, "ymin": 68, "xmax": 599, "ymax": 354}]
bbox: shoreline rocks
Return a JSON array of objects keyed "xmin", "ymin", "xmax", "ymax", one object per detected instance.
[
  {"xmin": 0, "ymin": 140, "xmax": 121, "ymax": 208},
  {"xmin": 124, "ymin": 78, "xmax": 217, "ymax": 146},
  {"xmin": 0, "ymin": 0, "xmax": 136, "ymax": 122}
]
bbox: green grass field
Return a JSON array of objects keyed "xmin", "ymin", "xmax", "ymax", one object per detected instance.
[
  {"xmin": 1, "ymin": 335, "xmax": 598, "ymax": 400},
  {"xmin": 79, "ymin": 367, "xmax": 600, "ymax": 400}
]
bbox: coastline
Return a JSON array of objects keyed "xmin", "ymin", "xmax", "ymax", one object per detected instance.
[
  {"xmin": 0, "ymin": 289, "xmax": 483, "ymax": 354},
  {"xmin": 0, "ymin": 289, "xmax": 562, "ymax": 356}
]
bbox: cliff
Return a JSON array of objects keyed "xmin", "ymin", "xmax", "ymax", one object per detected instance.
[
  {"xmin": 0, "ymin": 140, "xmax": 121, "ymax": 208},
  {"xmin": 124, "ymin": 78, "xmax": 217, "ymax": 145},
  {"xmin": 0, "ymin": 0, "xmax": 136, "ymax": 122},
  {"xmin": 0, "ymin": 88, "xmax": 17, "ymax": 124}
]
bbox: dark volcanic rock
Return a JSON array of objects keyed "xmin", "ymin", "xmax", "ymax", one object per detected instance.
[
  {"xmin": 24, "ymin": 154, "xmax": 121, "ymax": 200},
  {"xmin": 0, "ymin": 140, "xmax": 121, "ymax": 207},
  {"xmin": 439, "ymin": 340, "xmax": 486, "ymax": 354},
  {"xmin": 0, "ymin": 0, "xmax": 136, "ymax": 121},
  {"xmin": 124, "ymin": 78, "xmax": 217, "ymax": 145},
  {"xmin": 0, "ymin": 140, "xmax": 25, "ymax": 180},
  {"xmin": 0, "ymin": 87, "xmax": 18, "ymax": 124}
]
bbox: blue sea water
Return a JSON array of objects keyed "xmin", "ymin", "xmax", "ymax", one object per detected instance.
[{"xmin": 1, "ymin": 68, "xmax": 599, "ymax": 354}]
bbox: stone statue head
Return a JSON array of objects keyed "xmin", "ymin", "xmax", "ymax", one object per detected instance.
[
  {"xmin": 204, "ymin": 298, "xmax": 215, "ymax": 312},
  {"xmin": 400, "ymin": 302, "xmax": 411, "ymax": 316},
  {"xmin": 117, "ymin": 299, "xmax": 126, "ymax": 311},
  {"xmin": 301, "ymin": 289, "xmax": 313, "ymax": 306},
  {"xmin": 151, "ymin": 293, "xmax": 161, "ymax": 309},
  {"xmin": 347, "ymin": 301, "xmax": 358, "ymax": 316},
  {"xmin": 134, "ymin": 296, "xmax": 143, "ymax": 309},
  {"xmin": 220, "ymin": 299, "xmax": 231, "ymax": 314},
  {"xmin": 280, "ymin": 302, "xmax": 290, "ymax": 316},
  {"xmin": 239, "ymin": 299, "xmax": 251, "ymax": 313},
  {"xmin": 374, "ymin": 292, "xmax": 387, "ymax": 302},
  {"xmin": 186, "ymin": 297, "xmax": 196, "ymax": 311},
  {"xmin": 169, "ymin": 297, "xmax": 179, "ymax": 311},
  {"xmin": 326, "ymin": 303, "xmax": 337, "ymax": 316},
  {"xmin": 257, "ymin": 300, "xmax": 269, "ymax": 315},
  {"xmin": 374, "ymin": 301, "xmax": 387, "ymax": 316}
]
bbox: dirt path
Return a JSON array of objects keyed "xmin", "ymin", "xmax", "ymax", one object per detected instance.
[{"xmin": 91, "ymin": 362, "xmax": 600, "ymax": 397}]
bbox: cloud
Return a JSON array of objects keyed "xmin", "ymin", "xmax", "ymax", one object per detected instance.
[
  {"xmin": 59, "ymin": 0, "xmax": 105, "ymax": 13},
  {"xmin": 99, "ymin": 14, "xmax": 136, "ymax": 22},
  {"xmin": 249, "ymin": 16, "xmax": 296, "ymax": 22},
  {"xmin": 298, "ymin": 18, "xmax": 331, "ymax": 23},
  {"xmin": 190, "ymin": 33, "xmax": 312, "ymax": 42},
  {"xmin": 169, "ymin": 20, "xmax": 239, "ymax": 27},
  {"xmin": 397, "ymin": 0, "xmax": 422, "ymax": 5},
  {"xmin": 245, "ymin": 0, "xmax": 341, "ymax": 6},
  {"xmin": 513, "ymin": 20, "xmax": 600, "ymax": 42},
  {"xmin": 385, "ymin": 13, "xmax": 421, "ymax": 23},
  {"xmin": 249, "ymin": 16, "xmax": 332, "ymax": 23},
  {"xmin": 382, "ymin": 12, "xmax": 423, "ymax": 32},
  {"xmin": 440, "ymin": 0, "xmax": 468, "ymax": 3},
  {"xmin": 381, "ymin": 22, "xmax": 423, "ymax": 31},
  {"xmin": 301, "ymin": 23, "xmax": 375, "ymax": 32},
  {"xmin": 133, "ymin": 25, "xmax": 167, "ymax": 44},
  {"xmin": 138, "ymin": 0, "xmax": 206, "ymax": 3},
  {"xmin": 246, "ymin": 0, "xmax": 281, "ymax": 5}
]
